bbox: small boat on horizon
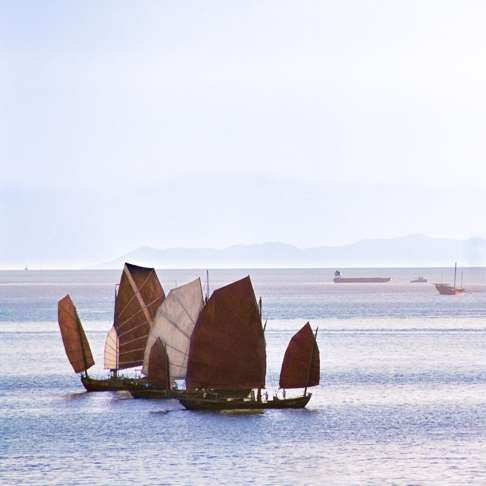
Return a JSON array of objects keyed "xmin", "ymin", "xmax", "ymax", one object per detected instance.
[
  {"xmin": 434, "ymin": 262, "xmax": 465, "ymax": 295},
  {"xmin": 333, "ymin": 270, "xmax": 391, "ymax": 283},
  {"xmin": 410, "ymin": 276, "xmax": 428, "ymax": 283}
]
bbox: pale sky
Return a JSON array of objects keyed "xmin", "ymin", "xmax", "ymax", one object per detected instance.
[{"xmin": 2, "ymin": 1, "xmax": 486, "ymax": 267}]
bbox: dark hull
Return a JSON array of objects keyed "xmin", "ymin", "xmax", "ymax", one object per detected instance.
[
  {"xmin": 130, "ymin": 389, "xmax": 185, "ymax": 399},
  {"xmin": 179, "ymin": 393, "xmax": 312, "ymax": 411},
  {"xmin": 333, "ymin": 277, "xmax": 391, "ymax": 283},
  {"xmin": 130, "ymin": 388, "xmax": 250, "ymax": 400},
  {"xmin": 81, "ymin": 375, "xmax": 148, "ymax": 392}
]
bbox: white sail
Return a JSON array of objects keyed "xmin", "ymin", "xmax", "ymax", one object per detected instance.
[
  {"xmin": 104, "ymin": 326, "xmax": 119, "ymax": 370},
  {"xmin": 143, "ymin": 278, "xmax": 204, "ymax": 380}
]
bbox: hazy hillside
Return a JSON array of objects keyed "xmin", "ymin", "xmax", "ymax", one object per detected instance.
[{"xmin": 94, "ymin": 235, "xmax": 486, "ymax": 268}]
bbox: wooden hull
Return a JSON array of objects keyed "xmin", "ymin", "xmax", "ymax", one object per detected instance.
[
  {"xmin": 130, "ymin": 388, "xmax": 186, "ymax": 399},
  {"xmin": 81, "ymin": 375, "xmax": 148, "ymax": 392},
  {"xmin": 333, "ymin": 277, "xmax": 391, "ymax": 283},
  {"xmin": 179, "ymin": 393, "xmax": 312, "ymax": 411},
  {"xmin": 434, "ymin": 284, "xmax": 465, "ymax": 295},
  {"xmin": 130, "ymin": 388, "xmax": 250, "ymax": 400}
]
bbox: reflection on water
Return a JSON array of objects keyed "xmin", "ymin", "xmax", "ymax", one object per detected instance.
[{"xmin": 1, "ymin": 269, "xmax": 486, "ymax": 484}]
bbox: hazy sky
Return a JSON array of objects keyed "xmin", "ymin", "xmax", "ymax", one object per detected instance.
[{"xmin": 2, "ymin": 1, "xmax": 486, "ymax": 267}]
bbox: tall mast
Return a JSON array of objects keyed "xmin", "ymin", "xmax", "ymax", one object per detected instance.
[
  {"xmin": 205, "ymin": 270, "xmax": 210, "ymax": 303},
  {"xmin": 304, "ymin": 327, "xmax": 319, "ymax": 397},
  {"xmin": 113, "ymin": 285, "xmax": 118, "ymax": 375},
  {"xmin": 454, "ymin": 262, "xmax": 457, "ymax": 289},
  {"xmin": 257, "ymin": 296, "xmax": 263, "ymax": 402},
  {"xmin": 77, "ymin": 309, "xmax": 89, "ymax": 379}
]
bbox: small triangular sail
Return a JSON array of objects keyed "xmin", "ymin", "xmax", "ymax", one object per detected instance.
[
  {"xmin": 104, "ymin": 326, "xmax": 119, "ymax": 370},
  {"xmin": 148, "ymin": 338, "xmax": 170, "ymax": 389},
  {"xmin": 113, "ymin": 263, "xmax": 165, "ymax": 369},
  {"xmin": 57, "ymin": 295, "xmax": 95, "ymax": 374},
  {"xmin": 279, "ymin": 323, "xmax": 319, "ymax": 389},
  {"xmin": 143, "ymin": 278, "xmax": 204, "ymax": 380},
  {"xmin": 186, "ymin": 276, "xmax": 266, "ymax": 390}
]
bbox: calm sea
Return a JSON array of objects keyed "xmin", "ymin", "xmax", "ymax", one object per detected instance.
[{"xmin": 1, "ymin": 268, "xmax": 486, "ymax": 485}]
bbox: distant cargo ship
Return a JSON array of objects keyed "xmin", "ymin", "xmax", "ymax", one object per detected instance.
[{"xmin": 333, "ymin": 271, "xmax": 391, "ymax": 283}]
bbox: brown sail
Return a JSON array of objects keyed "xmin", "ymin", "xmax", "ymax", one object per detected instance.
[
  {"xmin": 279, "ymin": 323, "xmax": 319, "ymax": 389},
  {"xmin": 58, "ymin": 295, "xmax": 95, "ymax": 374},
  {"xmin": 186, "ymin": 276, "xmax": 266, "ymax": 390},
  {"xmin": 148, "ymin": 338, "xmax": 170, "ymax": 389},
  {"xmin": 114, "ymin": 263, "xmax": 165, "ymax": 369}
]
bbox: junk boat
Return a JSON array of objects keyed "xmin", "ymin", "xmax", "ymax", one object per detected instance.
[
  {"xmin": 177, "ymin": 276, "xmax": 320, "ymax": 411},
  {"xmin": 333, "ymin": 270, "xmax": 391, "ymax": 283},
  {"xmin": 57, "ymin": 263, "xmax": 164, "ymax": 392},
  {"xmin": 434, "ymin": 262, "xmax": 465, "ymax": 295}
]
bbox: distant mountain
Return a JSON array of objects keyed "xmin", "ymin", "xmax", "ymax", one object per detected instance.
[{"xmin": 93, "ymin": 235, "xmax": 486, "ymax": 268}]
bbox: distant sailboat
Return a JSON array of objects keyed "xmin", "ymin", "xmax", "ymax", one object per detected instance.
[
  {"xmin": 434, "ymin": 262, "xmax": 465, "ymax": 295},
  {"xmin": 179, "ymin": 277, "xmax": 319, "ymax": 410}
]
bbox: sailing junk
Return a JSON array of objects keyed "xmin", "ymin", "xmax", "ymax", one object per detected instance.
[
  {"xmin": 179, "ymin": 278, "xmax": 320, "ymax": 410},
  {"xmin": 57, "ymin": 263, "xmax": 165, "ymax": 392},
  {"xmin": 58, "ymin": 295, "xmax": 95, "ymax": 375},
  {"xmin": 186, "ymin": 276, "xmax": 266, "ymax": 391}
]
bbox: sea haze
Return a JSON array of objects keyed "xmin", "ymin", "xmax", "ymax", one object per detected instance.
[
  {"xmin": 95, "ymin": 235, "xmax": 486, "ymax": 269},
  {"xmin": 1, "ymin": 268, "xmax": 486, "ymax": 484}
]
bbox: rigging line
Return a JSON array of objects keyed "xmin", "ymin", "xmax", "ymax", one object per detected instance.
[
  {"xmin": 154, "ymin": 312, "xmax": 193, "ymax": 340},
  {"xmin": 115, "ymin": 295, "xmax": 164, "ymax": 331},
  {"xmin": 119, "ymin": 334, "xmax": 149, "ymax": 347},
  {"xmin": 119, "ymin": 346, "xmax": 149, "ymax": 357},
  {"xmin": 170, "ymin": 287, "xmax": 201, "ymax": 326},
  {"xmin": 152, "ymin": 338, "xmax": 188, "ymax": 356},
  {"xmin": 117, "ymin": 321, "xmax": 151, "ymax": 339}
]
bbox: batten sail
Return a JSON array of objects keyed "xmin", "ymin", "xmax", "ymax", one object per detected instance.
[
  {"xmin": 186, "ymin": 276, "xmax": 266, "ymax": 390},
  {"xmin": 58, "ymin": 295, "xmax": 95, "ymax": 374},
  {"xmin": 279, "ymin": 323, "xmax": 320, "ymax": 389},
  {"xmin": 114, "ymin": 263, "xmax": 165, "ymax": 369},
  {"xmin": 143, "ymin": 278, "xmax": 204, "ymax": 380},
  {"xmin": 148, "ymin": 338, "xmax": 170, "ymax": 389},
  {"xmin": 104, "ymin": 326, "xmax": 119, "ymax": 370}
]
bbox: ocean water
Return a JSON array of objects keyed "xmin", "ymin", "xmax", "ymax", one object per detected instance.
[{"xmin": 1, "ymin": 268, "xmax": 486, "ymax": 485}]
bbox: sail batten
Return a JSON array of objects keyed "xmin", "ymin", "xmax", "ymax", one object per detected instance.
[
  {"xmin": 186, "ymin": 276, "xmax": 266, "ymax": 390},
  {"xmin": 143, "ymin": 278, "xmax": 204, "ymax": 380},
  {"xmin": 279, "ymin": 323, "xmax": 320, "ymax": 389},
  {"xmin": 114, "ymin": 263, "xmax": 165, "ymax": 369},
  {"xmin": 58, "ymin": 295, "xmax": 95, "ymax": 374}
]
